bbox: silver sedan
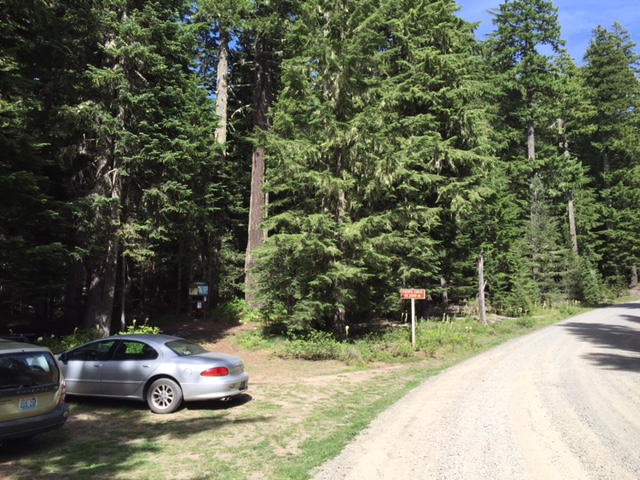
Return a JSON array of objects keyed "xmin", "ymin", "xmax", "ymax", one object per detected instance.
[{"xmin": 57, "ymin": 334, "xmax": 249, "ymax": 413}]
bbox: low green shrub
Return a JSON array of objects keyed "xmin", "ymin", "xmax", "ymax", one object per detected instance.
[
  {"xmin": 276, "ymin": 330, "xmax": 341, "ymax": 360},
  {"xmin": 236, "ymin": 329, "xmax": 273, "ymax": 351},
  {"xmin": 209, "ymin": 298, "xmax": 262, "ymax": 323},
  {"xmin": 119, "ymin": 319, "xmax": 162, "ymax": 335},
  {"xmin": 38, "ymin": 327, "xmax": 104, "ymax": 353},
  {"xmin": 236, "ymin": 317, "xmax": 488, "ymax": 364},
  {"xmin": 515, "ymin": 316, "xmax": 536, "ymax": 328},
  {"xmin": 37, "ymin": 319, "xmax": 163, "ymax": 353},
  {"xmin": 341, "ymin": 344, "xmax": 368, "ymax": 364},
  {"xmin": 558, "ymin": 304, "xmax": 584, "ymax": 317},
  {"xmin": 40, "ymin": 303, "xmax": 587, "ymax": 364}
]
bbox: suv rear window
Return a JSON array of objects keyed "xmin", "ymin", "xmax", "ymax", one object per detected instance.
[{"xmin": 0, "ymin": 351, "xmax": 60, "ymax": 391}]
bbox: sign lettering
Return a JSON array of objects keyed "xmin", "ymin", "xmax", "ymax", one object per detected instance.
[{"xmin": 400, "ymin": 289, "xmax": 426, "ymax": 300}]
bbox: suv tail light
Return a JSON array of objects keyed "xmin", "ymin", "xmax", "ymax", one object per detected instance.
[{"xmin": 200, "ymin": 367, "xmax": 229, "ymax": 377}]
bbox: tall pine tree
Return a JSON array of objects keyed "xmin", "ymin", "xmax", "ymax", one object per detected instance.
[
  {"xmin": 0, "ymin": 0, "xmax": 68, "ymax": 325},
  {"xmin": 259, "ymin": 0, "xmax": 491, "ymax": 333},
  {"xmin": 53, "ymin": 0, "xmax": 222, "ymax": 333},
  {"xmin": 580, "ymin": 23, "xmax": 640, "ymax": 289},
  {"xmin": 486, "ymin": 0, "xmax": 577, "ymax": 308}
]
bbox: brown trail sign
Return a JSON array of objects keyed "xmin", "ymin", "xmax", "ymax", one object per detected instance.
[
  {"xmin": 401, "ymin": 289, "xmax": 426, "ymax": 346},
  {"xmin": 401, "ymin": 289, "xmax": 426, "ymax": 300}
]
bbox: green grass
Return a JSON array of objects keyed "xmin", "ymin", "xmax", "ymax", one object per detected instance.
[
  {"xmin": 236, "ymin": 305, "xmax": 591, "ymax": 365},
  {"xmin": 270, "ymin": 365, "xmax": 433, "ymax": 479},
  {"xmin": 1, "ymin": 304, "xmax": 595, "ymax": 480}
]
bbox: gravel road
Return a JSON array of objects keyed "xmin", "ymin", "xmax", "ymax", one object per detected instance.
[{"xmin": 311, "ymin": 303, "xmax": 640, "ymax": 480}]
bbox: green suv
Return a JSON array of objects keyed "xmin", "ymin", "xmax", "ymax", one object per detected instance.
[{"xmin": 0, "ymin": 338, "xmax": 69, "ymax": 443}]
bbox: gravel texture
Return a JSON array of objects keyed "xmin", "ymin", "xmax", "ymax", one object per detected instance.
[{"xmin": 311, "ymin": 303, "xmax": 640, "ymax": 480}]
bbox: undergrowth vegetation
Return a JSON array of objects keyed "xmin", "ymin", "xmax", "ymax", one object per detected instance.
[
  {"xmin": 36, "ymin": 300, "xmax": 592, "ymax": 361},
  {"xmin": 37, "ymin": 328, "xmax": 104, "ymax": 354},
  {"xmin": 235, "ymin": 303, "xmax": 590, "ymax": 364},
  {"xmin": 7, "ymin": 300, "xmax": 619, "ymax": 480},
  {"xmin": 38, "ymin": 319, "xmax": 162, "ymax": 353}
]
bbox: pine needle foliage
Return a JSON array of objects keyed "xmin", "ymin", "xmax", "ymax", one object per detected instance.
[{"xmin": 257, "ymin": 0, "xmax": 492, "ymax": 333}]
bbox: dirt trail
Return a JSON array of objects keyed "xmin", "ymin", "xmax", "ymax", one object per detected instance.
[{"xmin": 311, "ymin": 303, "xmax": 640, "ymax": 480}]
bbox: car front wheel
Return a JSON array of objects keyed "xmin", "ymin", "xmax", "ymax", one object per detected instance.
[{"xmin": 146, "ymin": 378, "xmax": 183, "ymax": 414}]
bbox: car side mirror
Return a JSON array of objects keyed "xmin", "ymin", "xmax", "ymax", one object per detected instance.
[{"xmin": 59, "ymin": 352, "xmax": 68, "ymax": 363}]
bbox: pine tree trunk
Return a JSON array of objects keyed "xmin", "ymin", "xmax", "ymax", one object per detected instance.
[
  {"xmin": 120, "ymin": 255, "xmax": 126, "ymax": 332},
  {"xmin": 478, "ymin": 252, "xmax": 487, "ymax": 325},
  {"xmin": 83, "ymin": 17, "xmax": 125, "ymax": 336},
  {"xmin": 84, "ymin": 224, "xmax": 119, "ymax": 335},
  {"xmin": 215, "ymin": 24, "xmax": 229, "ymax": 150},
  {"xmin": 527, "ymin": 88, "xmax": 536, "ymax": 161},
  {"xmin": 440, "ymin": 277, "xmax": 448, "ymax": 310},
  {"xmin": 527, "ymin": 91, "xmax": 541, "ymax": 279},
  {"xmin": 559, "ymin": 119, "xmax": 579, "ymax": 256},
  {"xmin": 333, "ymin": 306, "xmax": 346, "ymax": 338},
  {"xmin": 244, "ymin": 33, "xmax": 273, "ymax": 307},
  {"xmin": 208, "ymin": 25, "xmax": 230, "ymax": 308},
  {"xmin": 333, "ymin": 185, "xmax": 347, "ymax": 337},
  {"xmin": 568, "ymin": 192, "xmax": 578, "ymax": 254},
  {"xmin": 603, "ymin": 150, "xmax": 613, "ymax": 231},
  {"xmin": 63, "ymin": 260, "xmax": 86, "ymax": 329},
  {"xmin": 630, "ymin": 265, "xmax": 638, "ymax": 289},
  {"xmin": 83, "ymin": 143, "xmax": 122, "ymax": 335},
  {"xmin": 177, "ymin": 237, "xmax": 184, "ymax": 315},
  {"xmin": 527, "ymin": 121, "xmax": 535, "ymax": 161},
  {"xmin": 245, "ymin": 147, "xmax": 267, "ymax": 304},
  {"xmin": 84, "ymin": 256, "xmax": 118, "ymax": 335}
]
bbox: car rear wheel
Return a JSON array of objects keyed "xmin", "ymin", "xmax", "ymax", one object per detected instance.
[{"xmin": 146, "ymin": 378, "xmax": 183, "ymax": 414}]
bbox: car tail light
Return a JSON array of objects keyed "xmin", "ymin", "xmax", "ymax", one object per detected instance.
[
  {"xmin": 200, "ymin": 367, "xmax": 229, "ymax": 377},
  {"xmin": 60, "ymin": 379, "xmax": 67, "ymax": 403}
]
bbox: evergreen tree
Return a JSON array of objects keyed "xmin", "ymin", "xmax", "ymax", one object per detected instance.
[
  {"xmin": 259, "ymin": 0, "xmax": 491, "ymax": 333},
  {"xmin": 242, "ymin": 0, "xmax": 290, "ymax": 308},
  {"xmin": 0, "ymin": 0, "xmax": 68, "ymax": 324},
  {"xmin": 50, "ymin": 0, "xmax": 222, "ymax": 333},
  {"xmin": 580, "ymin": 23, "xmax": 640, "ymax": 288},
  {"xmin": 189, "ymin": 0, "xmax": 253, "ymax": 305},
  {"xmin": 551, "ymin": 53, "xmax": 604, "ymax": 302},
  {"xmin": 486, "ymin": 0, "xmax": 578, "ymax": 307}
]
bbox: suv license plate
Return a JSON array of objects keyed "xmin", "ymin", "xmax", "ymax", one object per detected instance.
[{"xmin": 19, "ymin": 397, "xmax": 38, "ymax": 411}]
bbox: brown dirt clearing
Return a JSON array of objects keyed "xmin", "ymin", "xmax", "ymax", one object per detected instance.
[{"xmin": 0, "ymin": 319, "xmax": 413, "ymax": 480}]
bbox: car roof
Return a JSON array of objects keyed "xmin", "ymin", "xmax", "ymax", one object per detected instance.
[
  {"xmin": 101, "ymin": 334, "xmax": 186, "ymax": 346},
  {"xmin": 0, "ymin": 338, "xmax": 52, "ymax": 353}
]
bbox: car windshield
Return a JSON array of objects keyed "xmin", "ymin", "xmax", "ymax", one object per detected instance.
[
  {"xmin": 165, "ymin": 340, "xmax": 208, "ymax": 356},
  {"xmin": 0, "ymin": 351, "xmax": 59, "ymax": 390}
]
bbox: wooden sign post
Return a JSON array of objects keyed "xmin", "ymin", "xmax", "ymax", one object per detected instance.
[{"xmin": 401, "ymin": 289, "xmax": 426, "ymax": 347}]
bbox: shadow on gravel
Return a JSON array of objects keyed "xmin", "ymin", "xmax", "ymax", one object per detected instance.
[{"xmin": 561, "ymin": 308, "xmax": 640, "ymax": 372}]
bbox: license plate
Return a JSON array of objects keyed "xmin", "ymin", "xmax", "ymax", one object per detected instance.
[{"xmin": 19, "ymin": 397, "xmax": 38, "ymax": 411}]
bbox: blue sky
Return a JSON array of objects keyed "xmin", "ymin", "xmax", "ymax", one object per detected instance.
[{"xmin": 456, "ymin": 0, "xmax": 640, "ymax": 64}]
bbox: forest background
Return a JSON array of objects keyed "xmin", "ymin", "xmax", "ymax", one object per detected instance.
[{"xmin": 1, "ymin": 0, "xmax": 639, "ymax": 338}]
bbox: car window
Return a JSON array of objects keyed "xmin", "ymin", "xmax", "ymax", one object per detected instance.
[
  {"xmin": 112, "ymin": 341, "xmax": 158, "ymax": 361},
  {"xmin": 165, "ymin": 339, "xmax": 208, "ymax": 356},
  {"xmin": 0, "ymin": 351, "xmax": 59, "ymax": 389},
  {"xmin": 67, "ymin": 340, "xmax": 117, "ymax": 361}
]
